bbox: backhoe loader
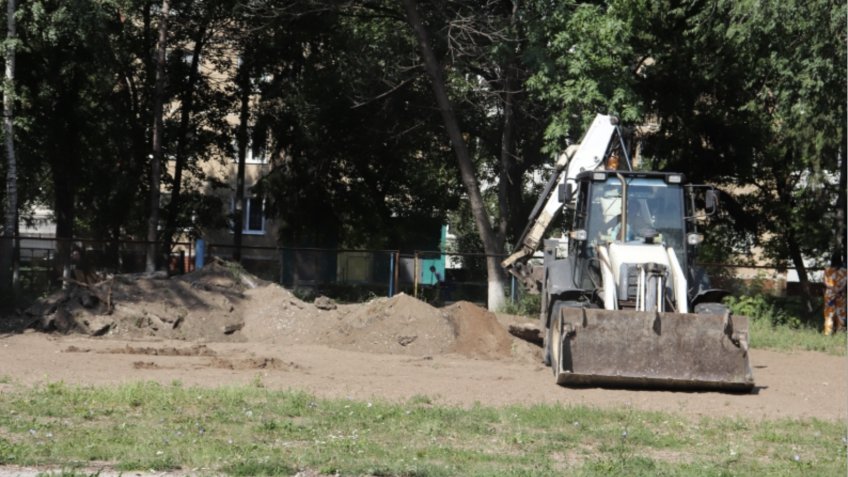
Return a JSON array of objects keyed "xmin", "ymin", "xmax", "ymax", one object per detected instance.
[{"xmin": 502, "ymin": 115, "xmax": 754, "ymax": 391}]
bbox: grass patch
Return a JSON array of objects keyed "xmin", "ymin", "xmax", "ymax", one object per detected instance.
[
  {"xmin": 499, "ymin": 292, "xmax": 541, "ymax": 317},
  {"xmin": 726, "ymin": 294, "xmax": 847, "ymax": 355},
  {"xmin": 749, "ymin": 318, "xmax": 846, "ymax": 355},
  {"xmin": 0, "ymin": 382, "xmax": 844, "ymax": 476}
]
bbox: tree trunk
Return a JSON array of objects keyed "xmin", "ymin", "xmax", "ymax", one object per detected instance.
[
  {"xmin": 233, "ymin": 48, "xmax": 251, "ymax": 263},
  {"xmin": 1, "ymin": 0, "xmax": 17, "ymax": 293},
  {"xmin": 54, "ymin": 177, "xmax": 75, "ymax": 286},
  {"xmin": 51, "ymin": 119, "xmax": 78, "ymax": 287},
  {"xmin": 785, "ymin": 231, "xmax": 814, "ymax": 313},
  {"xmin": 163, "ymin": 22, "xmax": 207, "ymax": 256},
  {"xmin": 774, "ymin": 168, "xmax": 813, "ymax": 314},
  {"xmin": 146, "ymin": 0, "xmax": 169, "ymax": 272},
  {"xmin": 833, "ymin": 143, "xmax": 846, "ymax": 268},
  {"xmin": 46, "ymin": 44, "xmax": 81, "ymax": 288},
  {"xmin": 496, "ymin": 2, "xmax": 521, "ymax": 248},
  {"xmin": 401, "ymin": 0, "xmax": 506, "ymax": 310},
  {"xmin": 496, "ymin": 88, "xmax": 514, "ymax": 247}
]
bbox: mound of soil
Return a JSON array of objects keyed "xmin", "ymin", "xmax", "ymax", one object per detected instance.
[
  {"xmin": 22, "ymin": 259, "xmax": 538, "ymax": 362},
  {"xmin": 240, "ymin": 283, "xmax": 326, "ymax": 343},
  {"xmin": 444, "ymin": 301, "xmax": 515, "ymax": 360},
  {"xmin": 322, "ymin": 293, "xmax": 456, "ymax": 357},
  {"xmin": 24, "ymin": 260, "xmax": 252, "ymax": 342}
]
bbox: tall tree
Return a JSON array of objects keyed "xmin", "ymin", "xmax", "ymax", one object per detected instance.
[
  {"xmin": 1, "ymin": 0, "xmax": 17, "ymax": 292},
  {"xmin": 239, "ymin": 1, "xmax": 458, "ymax": 252},
  {"xmin": 401, "ymin": 0, "xmax": 506, "ymax": 310},
  {"xmin": 232, "ymin": 43, "xmax": 252, "ymax": 263},
  {"xmin": 15, "ymin": 0, "xmax": 127, "ymax": 282},
  {"xmin": 433, "ymin": 0, "xmax": 549, "ymax": 253},
  {"xmin": 162, "ymin": 3, "xmax": 210, "ymax": 258},
  {"xmin": 146, "ymin": 0, "xmax": 170, "ymax": 272}
]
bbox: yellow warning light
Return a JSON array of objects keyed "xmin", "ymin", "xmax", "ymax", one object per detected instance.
[{"xmin": 607, "ymin": 154, "xmax": 620, "ymax": 170}]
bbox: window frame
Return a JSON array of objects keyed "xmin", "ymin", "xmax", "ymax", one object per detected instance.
[{"xmin": 231, "ymin": 193, "xmax": 266, "ymax": 235}]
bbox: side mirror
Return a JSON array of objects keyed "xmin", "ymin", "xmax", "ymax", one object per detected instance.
[
  {"xmin": 705, "ymin": 189, "xmax": 718, "ymax": 214},
  {"xmin": 558, "ymin": 183, "xmax": 574, "ymax": 203}
]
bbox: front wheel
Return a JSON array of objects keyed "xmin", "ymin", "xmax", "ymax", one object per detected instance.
[
  {"xmin": 548, "ymin": 300, "xmax": 594, "ymax": 382},
  {"xmin": 550, "ymin": 311, "xmax": 564, "ymax": 381}
]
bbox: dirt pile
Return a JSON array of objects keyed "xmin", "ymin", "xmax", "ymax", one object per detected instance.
[
  {"xmin": 322, "ymin": 293, "xmax": 456, "ymax": 356},
  {"xmin": 243, "ymin": 291, "xmax": 520, "ymax": 360},
  {"xmin": 240, "ymin": 283, "xmax": 326, "ymax": 343},
  {"xmin": 24, "ymin": 260, "xmax": 251, "ymax": 342},
  {"xmin": 23, "ymin": 260, "xmax": 537, "ymax": 362},
  {"xmin": 444, "ymin": 301, "xmax": 515, "ymax": 360}
]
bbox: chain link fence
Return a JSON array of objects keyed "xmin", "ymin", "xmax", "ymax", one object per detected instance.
[
  {"xmin": 203, "ymin": 242, "xmax": 506, "ymax": 305},
  {"xmin": 7, "ymin": 235, "xmax": 824, "ymax": 306},
  {"xmin": 8, "ymin": 236, "xmax": 511, "ymax": 305}
]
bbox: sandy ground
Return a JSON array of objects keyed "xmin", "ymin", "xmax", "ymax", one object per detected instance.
[{"xmin": 0, "ymin": 330, "xmax": 844, "ymax": 422}]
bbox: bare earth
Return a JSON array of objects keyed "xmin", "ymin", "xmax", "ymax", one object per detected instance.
[
  {"xmin": 1, "ymin": 261, "xmax": 845, "ymax": 423},
  {"xmin": 0, "ymin": 332, "xmax": 844, "ymax": 422}
]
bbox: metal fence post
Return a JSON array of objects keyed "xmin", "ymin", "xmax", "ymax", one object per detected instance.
[
  {"xmin": 195, "ymin": 239, "xmax": 205, "ymax": 269},
  {"xmin": 413, "ymin": 251, "xmax": 419, "ymax": 298},
  {"xmin": 388, "ymin": 251, "xmax": 395, "ymax": 297},
  {"xmin": 394, "ymin": 251, "xmax": 400, "ymax": 296}
]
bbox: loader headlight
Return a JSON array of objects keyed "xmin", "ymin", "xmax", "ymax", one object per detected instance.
[
  {"xmin": 687, "ymin": 233, "xmax": 704, "ymax": 245},
  {"xmin": 666, "ymin": 174, "xmax": 683, "ymax": 184},
  {"xmin": 570, "ymin": 229, "xmax": 588, "ymax": 241}
]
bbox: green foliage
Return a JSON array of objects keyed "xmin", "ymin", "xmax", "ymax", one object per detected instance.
[
  {"xmin": 246, "ymin": 2, "xmax": 462, "ymax": 249},
  {"xmin": 641, "ymin": 0, "xmax": 845, "ymax": 270},
  {"xmin": 725, "ymin": 294, "xmax": 801, "ymax": 329},
  {"xmin": 524, "ymin": 0, "xmax": 643, "ymax": 153},
  {"xmin": 499, "ymin": 291, "xmax": 541, "ymax": 317},
  {"xmin": 1, "ymin": 0, "xmax": 843, "ymax": 298}
]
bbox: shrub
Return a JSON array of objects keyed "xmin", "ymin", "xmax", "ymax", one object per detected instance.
[
  {"xmin": 500, "ymin": 292, "xmax": 541, "ymax": 317},
  {"xmin": 724, "ymin": 294, "xmax": 802, "ymax": 329}
]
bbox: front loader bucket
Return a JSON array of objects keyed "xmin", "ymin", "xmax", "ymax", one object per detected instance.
[{"xmin": 552, "ymin": 308, "xmax": 754, "ymax": 392}]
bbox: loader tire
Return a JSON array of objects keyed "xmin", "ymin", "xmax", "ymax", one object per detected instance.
[{"xmin": 546, "ymin": 300, "xmax": 589, "ymax": 372}]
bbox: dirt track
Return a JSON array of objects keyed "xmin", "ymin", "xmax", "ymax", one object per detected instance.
[
  {"xmin": 0, "ymin": 332, "xmax": 844, "ymax": 421},
  {"xmin": 3, "ymin": 262, "xmax": 845, "ymax": 422}
]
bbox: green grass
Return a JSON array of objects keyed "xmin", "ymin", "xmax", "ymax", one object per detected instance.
[
  {"xmin": 726, "ymin": 294, "xmax": 847, "ymax": 356},
  {"xmin": 749, "ymin": 318, "xmax": 847, "ymax": 355},
  {"xmin": 0, "ymin": 382, "xmax": 844, "ymax": 476}
]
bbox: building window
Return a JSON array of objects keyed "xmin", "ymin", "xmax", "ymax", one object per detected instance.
[
  {"xmin": 232, "ymin": 193, "xmax": 266, "ymax": 235},
  {"xmin": 233, "ymin": 129, "xmax": 271, "ymax": 165},
  {"xmin": 245, "ymin": 142, "xmax": 267, "ymax": 164},
  {"xmin": 244, "ymin": 195, "xmax": 265, "ymax": 234}
]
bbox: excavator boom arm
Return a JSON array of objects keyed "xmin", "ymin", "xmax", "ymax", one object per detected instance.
[{"xmin": 501, "ymin": 114, "xmax": 619, "ymax": 287}]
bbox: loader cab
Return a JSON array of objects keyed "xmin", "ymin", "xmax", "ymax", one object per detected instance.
[{"xmin": 571, "ymin": 171, "xmax": 689, "ymax": 273}]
